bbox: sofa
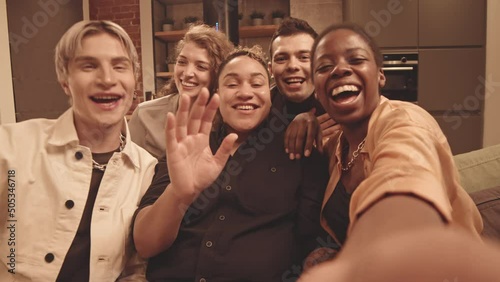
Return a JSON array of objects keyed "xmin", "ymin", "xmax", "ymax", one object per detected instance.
[{"xmin": 454, "ymin": 143, "xmax": 500, "ymax": 240}]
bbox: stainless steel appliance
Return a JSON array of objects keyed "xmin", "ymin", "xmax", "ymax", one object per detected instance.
[{"xmin": 381, "ymin": 52, "xmax": 418, "ymax": 103}]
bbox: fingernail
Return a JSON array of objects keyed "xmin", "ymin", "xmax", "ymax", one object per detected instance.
[
  {"xmin": 305, "ymin": 150, "xmax": 310, "ymax": 156},
  {"xmin": 289, "ymin": 153, "xmax": 294, "ymax": 160},
  {"xmin": 295, "ymin": 154, "xmax": 301, "ymax": 160},
  {"xmin": 285, "ymin": 148, "xmax": 289, "ymax": 153}
]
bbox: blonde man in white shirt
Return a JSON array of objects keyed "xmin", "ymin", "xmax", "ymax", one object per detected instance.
[{"xmin": 0, "ymin": 20, "xmax": 157, "ymax": 281}]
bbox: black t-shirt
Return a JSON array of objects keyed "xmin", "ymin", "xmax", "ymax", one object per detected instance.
[
  {"xmin": 323, "ymin": 180, "xmax": 351, "ymax": 246},
  {"xmin": 57, "ymin": 151, "xmax": 115, "ymax": 282}
]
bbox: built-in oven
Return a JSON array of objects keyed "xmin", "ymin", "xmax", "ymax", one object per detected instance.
[{"xmin": 381, "ymin": 52, "xmax": 418, "ymax": 103}]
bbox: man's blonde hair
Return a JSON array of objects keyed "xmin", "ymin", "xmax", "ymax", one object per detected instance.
[{"xmin": 54, "ymin": 20, "xmax": 140, "ymax": 83}]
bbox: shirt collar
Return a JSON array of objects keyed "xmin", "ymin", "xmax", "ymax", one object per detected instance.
[{"xmin": 47, "ymin": 108, "xmax": 141, "ymax": 169}]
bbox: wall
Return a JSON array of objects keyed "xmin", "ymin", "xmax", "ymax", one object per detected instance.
[
  {"xmin": 7, "ymin": 0, "xmax": 82, "ymax": 122},
  {"xmin": 290, "ymin": 0, "xmax": 343, "ymax": 33},
  {"xmin": 140, "ymin": 0, "xmax": 155, "ymax": 96},
  {"xmin": 0, "ymin": 0, "xmax": 15, "ymax": 124},
  {"xmin": 239, "ymin": 0, "xmax": 289, "ymax": 54},
  {"xmin": 484, "ymin": 0, "xmax": 500, "ymax": 146}
]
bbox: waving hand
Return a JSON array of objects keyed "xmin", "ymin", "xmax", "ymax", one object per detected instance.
[{"xmin": 165, "ymin": 88, "xmax": 237, "ymax": 199}]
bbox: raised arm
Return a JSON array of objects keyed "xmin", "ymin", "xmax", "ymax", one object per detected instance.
[
  {"xmin": 299, "ymin": 195, "xmax": 500, "ymax": 282},
  {"xmin": 133, "ymin": 89, "xmax": 237, "ymax": 258}
]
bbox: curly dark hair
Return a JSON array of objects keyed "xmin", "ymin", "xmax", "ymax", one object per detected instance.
[{"xmin": 215, "ymin": 45, "xmax": 270, "ymax": 90}]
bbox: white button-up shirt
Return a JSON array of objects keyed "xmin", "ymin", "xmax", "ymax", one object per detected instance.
[{"xmin": 0, "ymin": 109, "xmax": 157, "ymax": 281}]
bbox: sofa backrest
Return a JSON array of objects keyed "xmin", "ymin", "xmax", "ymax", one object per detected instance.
[{"xmin": 454, "ymin": 143, "xmax": 500, "ymax": 194}]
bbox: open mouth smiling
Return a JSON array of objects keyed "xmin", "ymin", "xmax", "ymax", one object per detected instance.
[
  {"xmin": 181, "ymin": 80, "xmax": 198, "ymax": 87},
  {"xmin": 284, "ymin": 77, "xmax": 305, "ymax": 86},
  {"xmin": 331, "ymin": 84, "xmax": 361, "ymax": 103},
  {"xmin": 90, "ymin": 94, "xmax": 122, "ymax": 104},
  {"xmin": 233, "ymin": 104, "xmax": 259, "ymax": 111}
]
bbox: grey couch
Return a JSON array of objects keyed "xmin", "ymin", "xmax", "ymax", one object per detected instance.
[{"xmin": 454, "ymin": 143, "xmax": 500, "ymax": 240}]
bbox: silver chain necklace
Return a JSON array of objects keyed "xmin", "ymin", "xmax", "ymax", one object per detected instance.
[
  {"xmin": 340, "ymin": 134, "xmax": 366, "ymax": 172},
  {"xmin": 92, "ymin": 133, "xmax": 126, "ymax": 172}
]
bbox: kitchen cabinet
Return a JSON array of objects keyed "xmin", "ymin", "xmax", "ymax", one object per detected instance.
[
  {"xmin": 344, "ymin": 0, "xmax": 487, "ymax": 154},
  {"xmin": 418, "ymin": 48, "xmax": 485, "ymax": 154},
  {"xmin": 418, "ymin": 48, "xmax": 485, "ymax": 112},
  {"xmin": 343, "ymin": 0, "xmax": 418, "ymax": 48},
  {"xmin": 419, "ymin": 0, "xmax": 486, "ymax": 47},
  {"xmin": 433, "ymin": 115, "xmax": 483, "ymax": 155}
]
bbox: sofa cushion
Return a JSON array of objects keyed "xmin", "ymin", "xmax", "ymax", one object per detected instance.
[
  {"xmin": 454, "ymin": 143, "xmax": 500, "ymax": 194},
  {"xmin": 469, "ymin": 185, "xmax": 500, "ymax": 241}
]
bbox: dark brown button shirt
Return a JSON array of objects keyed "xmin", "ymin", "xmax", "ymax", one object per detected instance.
[{"xmin": 136, "ymin": 109, "xmax": 329, "ymax": 282}]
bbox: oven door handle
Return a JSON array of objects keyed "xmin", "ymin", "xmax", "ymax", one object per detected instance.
[{"xmin": 382, "ymin": 66, "xmax": 414, "ymax": 71}]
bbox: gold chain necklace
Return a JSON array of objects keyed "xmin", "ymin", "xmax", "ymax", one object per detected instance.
[
  {"xmin": 340, "ymin": 134, "xmax": 366, "ymax": 172},
  {"xmin": 92, "ymin": 133, "xmax": 126, "ymax": 172}
]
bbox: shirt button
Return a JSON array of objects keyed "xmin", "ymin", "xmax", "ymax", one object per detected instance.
[
  {"xmin": 45, "ymin": 253, "xmax": 55, "ymax": 263},
  {"xmin": 270, "ymin": 167, "xmax": 277, "ymax": 172},
  {"xmin": 225, "ymin": 185, "xmax": 232, "ymax": 191},
  {"xmin": 219, "ymin": 215, "xmax": 225, "ymax": 221},
  {"xmin": 65, "ymin": 200, "xmax": 74, "ymax": 209},
  {"xmin": 75, "ymin": 151, "xmax": 83, "ymax": 160},
  {"xmin": 199, "ymin": 278, "xmax": 207, "ymax": 282},
  {"xmin": 205, "ymin": 241, "xmax": 213, "ymax": 248}
]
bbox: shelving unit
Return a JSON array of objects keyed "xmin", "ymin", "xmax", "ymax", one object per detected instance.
[
  {"xmin": 154, "ymin": 25, "xmax": 279, "ymax": 79},
  {"xmin": 150, "ymin": 0, "xmax": 289, "ymax": 89},
  {"xmin": 154, "ymin": 25, "xmax": 279, "ymax": 43},
  {"xmin": 156, "ymin": 71, "xmax": 174, "ymax": 78}
]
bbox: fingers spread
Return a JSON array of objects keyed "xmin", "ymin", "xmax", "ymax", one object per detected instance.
[
  {"xmin": 200, "ymin": 93, "xmax": 220, "ymax": 135},
  {"xmin": 187, "ymin": 88, "xmax": 209, "ymax": 135},
  {"xmin": 213, "ymin": 132, "xmax": 238, "ymax": 165},
  {"xmin": 175, "ymin": 94, "xmax": 191, "ymax": 141},
  {"xmin": 165, "ymin": 112, "xmax": 178, "ymax": 154}
]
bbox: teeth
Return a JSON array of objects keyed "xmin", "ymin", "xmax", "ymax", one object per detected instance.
[
  {"xmin": 94, "ymin": 95, "xmax": 118, "ymax": 100},
  {"xmin": 332, "ymin": 85, "xmax": 360, "ymax": 96},
  {"xmin": 182, "ymin": 81, "xmax": 196, "ymax": 87},
  {"xmin": 285, "ymin": 78, "xmax": 304, "ymax": 84},
  {"xmin": 236, "ymin": 105, "xmax": 255, "ymax": 110}
]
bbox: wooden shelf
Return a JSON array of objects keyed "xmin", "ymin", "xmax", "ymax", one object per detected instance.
[
  {"xmin": 155, "ymin": 30, "xmax": 187, "ymax": 42},
  {"xmin": 239, "ymin": 25, "xmax": 278, "ymax": 38},
  {"xmin": 156, "ymin": 72, "xmax": 173, "ymax": 78},
  {"xmin": 155, "ymin": 25, "xmax": 278, "ymax": 43}
]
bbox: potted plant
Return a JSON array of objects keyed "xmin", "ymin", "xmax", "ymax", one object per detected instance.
[
  {"xmin": 183, "ymin": 16, "xmax": 199, "ymax": 29},
  {"xmin": 166, "ymin": 54, "xmax": 176, "ymax": 72},
  {"xmin": 250, "ymin": 10, "xmax": 265, "ymax": 26},
  {"xmin": 238, "ymin": 12, "xmax": 244, "ymax": 26},
  {"xmin": 271, "ymin": 10, "xmax": 286, "ymax": 25},
  {"xmin": 162, "ymin": 17, "xmax": 174, "ymax": 31}
]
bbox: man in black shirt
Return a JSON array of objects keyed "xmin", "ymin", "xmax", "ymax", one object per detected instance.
[{"xmin": 268, "ymin": 17, "xmax": 339, "ymax": 160}]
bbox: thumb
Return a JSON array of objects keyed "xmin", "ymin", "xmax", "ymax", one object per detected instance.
[{"xmin": 213, "ymin": 133, "xmax": 238, "ymax": 165}]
